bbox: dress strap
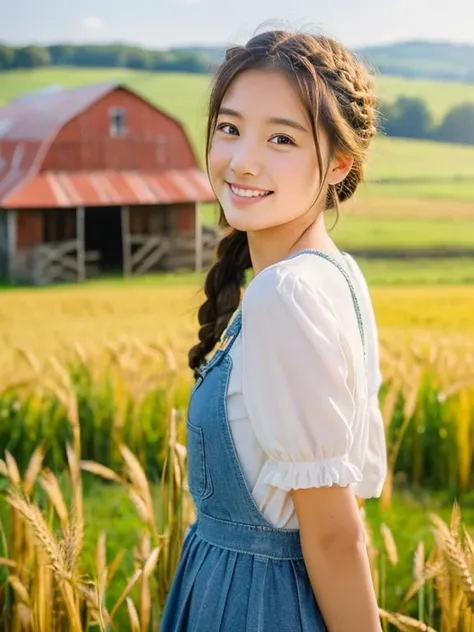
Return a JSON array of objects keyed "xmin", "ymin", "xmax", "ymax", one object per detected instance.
[
  {"xmin": 220, "ymin": 249, "xmax": 366, "ymax": 361},
  {"xmin": 286, "ymin": 249, "xmax": 366, "ymax": 361}
]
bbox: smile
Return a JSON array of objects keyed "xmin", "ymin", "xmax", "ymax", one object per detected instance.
[{"xmin": 228, "ymin": 183, "xmax": 273, "ymax": 198}]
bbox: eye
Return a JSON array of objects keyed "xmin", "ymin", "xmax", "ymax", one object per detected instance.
[
  {"xmin": 269, "ymin": 135, "xmax": 295, "ymax": 146},
  {"xmin": 216, "ymin": 123, "xmax": 239, "ymax": 136}
]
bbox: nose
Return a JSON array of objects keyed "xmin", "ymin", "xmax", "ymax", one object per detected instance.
[{"xmin": 229, "ymin": 139, "xmax": 261, "ymax": 178}]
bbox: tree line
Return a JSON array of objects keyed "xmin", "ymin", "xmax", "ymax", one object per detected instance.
[
  {"xmin": 379, "ymin": 97, "xmax": 474, "ymax": 145},
  {"xmin": 1, "ymin": 41, "xmax": 473, "ymax": 146},
  {"xmin": 0, "ymin": 43, "xmax": 216, "ymax": 74}
]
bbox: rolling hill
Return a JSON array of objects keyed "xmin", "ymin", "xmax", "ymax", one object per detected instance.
[
  {"xmin": 2, "ymin": 67, "xmax": 474, "ymax": 194},
  {"xmin": 174, "ymin": 40, "xmax": 474, "ymax": 83}
]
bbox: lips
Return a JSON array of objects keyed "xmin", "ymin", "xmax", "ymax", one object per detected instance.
[{"xmin": 227, "ymin": 182, "xmax": 273, "ymax": 199}]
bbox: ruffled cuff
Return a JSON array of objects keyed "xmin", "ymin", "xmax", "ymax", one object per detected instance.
[{"xmin": 262, "ymin": 455, "xmax": 363, "ymax": 492}]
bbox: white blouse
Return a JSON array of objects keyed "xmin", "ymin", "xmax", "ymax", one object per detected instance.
[{"xmin": 226, "ymin": 252, "xmax": 387, "ymax": 530}]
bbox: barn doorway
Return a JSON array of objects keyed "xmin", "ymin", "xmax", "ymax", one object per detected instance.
[{"xmin": 84, "ymin": 206, "xmax": 123, "ymax": 276}]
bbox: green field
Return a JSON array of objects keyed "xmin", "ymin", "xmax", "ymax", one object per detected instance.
[
  {"xmin": 3, "ymin": 68, "xmax": 474, "ymax": 184},
  {"xmin": 360, "ymin": 179, "xmax": 474, "ymax": 202},
  {"xmin": 1, "ymin": 67, "xmax": 474, "ymax": 259},
  {"xmin": 374, "ymin": 74, "xmax": 474, "ymax": 122}
]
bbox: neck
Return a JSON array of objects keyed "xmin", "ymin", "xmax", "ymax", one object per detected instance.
[{"xmin": 247, "ymin": 212, "xmax": 340, "ymax": 276}]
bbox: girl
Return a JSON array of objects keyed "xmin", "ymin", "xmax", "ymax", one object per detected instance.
[{"xmin": 161, "ymin": 29, "xmax": 387, "ymax": 632}]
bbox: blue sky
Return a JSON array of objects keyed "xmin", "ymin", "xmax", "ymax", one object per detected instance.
[{"xmin": 2, "ymin": 0, "xmax": 474, "ymax": 49}]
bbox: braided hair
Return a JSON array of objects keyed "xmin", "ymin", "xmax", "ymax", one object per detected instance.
[{"xmin": 188, "ymin": 29, "xmax": 378, "ymax": 374}]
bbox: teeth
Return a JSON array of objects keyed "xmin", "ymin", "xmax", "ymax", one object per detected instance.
[{"xmin": 230, "ymin": 185, "xmax": 270, "ymax": 198}]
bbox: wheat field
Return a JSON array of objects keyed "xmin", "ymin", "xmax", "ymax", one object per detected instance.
[{"xmin": 1, "ymin": 281, "xmax": 474, "ymax": 379}]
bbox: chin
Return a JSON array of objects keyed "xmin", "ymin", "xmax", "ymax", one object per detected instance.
[{"xmin": 221, "ymin": 210, "xmax": 269, "ymax": 233}]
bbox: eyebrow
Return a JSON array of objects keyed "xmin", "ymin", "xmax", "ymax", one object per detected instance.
[{"xmin": 218, "ymin": 107, "xmax": 309, "ymax": 133}]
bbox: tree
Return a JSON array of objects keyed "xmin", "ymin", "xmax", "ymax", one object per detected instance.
[
  {"xmin": 13, "ymin": 46, "xmax": 51, "ymax": 68},
  {"xmin": 48, "ymin": 45, "xmax": 75, "ymax": 66},
  {"xmin": 0, "ymin": 44, "xmax": 14, "ymax": 69},
  {"xmin": 435, "ymin": 103, "xmax": 474, "ymax": 145},
  {"xmin": 377, "ymin": 99, "xmax": 396, "ymax": 135},
  {"xmin": 389, "ymin": 97, "xmax": 433, "ymax": 139}
]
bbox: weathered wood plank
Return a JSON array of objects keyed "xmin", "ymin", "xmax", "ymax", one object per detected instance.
[
  {"xmin": 7, "ymin": 210, "xmax": 17, "ymax": 284},
  {"xmin": 76, "ymin": 207, "xmax": 85, "ymax": 282},
  {"xmin": 130, "ymin": 236, "xmax": 167, "ymax": 268},
  {"xmin": 121, "ymin": 206, "xmax": 131, "ymax": 277},
  {"xmin": 133, "ymin": 240, "xmax": 171, "ymax": 275}
]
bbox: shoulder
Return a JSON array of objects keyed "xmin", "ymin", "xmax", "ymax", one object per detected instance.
[{"xmin": 242, "ymin": 253, "xmax": 350, "ymax": 319}]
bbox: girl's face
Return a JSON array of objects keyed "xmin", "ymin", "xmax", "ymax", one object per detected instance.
[{"xmin": 208, "ymin": 68, "xmax": 331, "ymax": 233}]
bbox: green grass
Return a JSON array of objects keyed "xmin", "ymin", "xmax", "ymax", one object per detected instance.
[
  {"xmin": 3, "ymin": 68, "xmax": 474, "ymax": 186},
  {"xmin": 375, "ymin": 74, "xmax": 474, "ymax": 122},
  {"xmin": 366, "ymin": 135, "xmax": 474, "ymax": 182},
  {"xmin": 330, "ymin": 215, "xmax": 474, "ymax": 250},
  {"xmin": 2, "ymin": 256, "xmax": 474, "ymax": 291},
  {"xmin": 350, "ymin": 257, "xmax": 474, "ymax": 285},
  {"xmin": 361, "ymin": 179, "xmax": 474, "ymax": 202}
]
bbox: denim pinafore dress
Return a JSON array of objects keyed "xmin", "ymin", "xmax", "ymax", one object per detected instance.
[{"xmin": 160, "ymin": 250, "xmax": 366, "ymax": 632}]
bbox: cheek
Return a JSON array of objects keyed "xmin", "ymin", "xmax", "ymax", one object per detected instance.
[
  {"xmin": 274, "ymin": 151, "xmax": 318, "ymax": 193},
  {"xmin": 208, "ymin": 141, "xmax": 229, "ymax": 182}
]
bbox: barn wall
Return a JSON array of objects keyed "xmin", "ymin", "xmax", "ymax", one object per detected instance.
[
  {"xmin": 40, "ymin": 88, "xmax": 197, "ymax": 172},
  {"xmin": 175, "ymin": 204, "xmax": 195, "ymax": 232},
  {"xmin": 16, "ymin": 211, "xmax": 43, "ymax": 249},
  {"xmin": 128, "ymin": 204, "xmax": 195, "ymax": 235},
  {"xmin": 0, "ymin": 211, "xmax": 8, "ymax": 279}
]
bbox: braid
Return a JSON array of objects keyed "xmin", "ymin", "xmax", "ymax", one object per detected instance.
[
  {"xmin": 188, "ymin": 229, "xmax": 251, "ymax": 375},
  {"xmin": 304, "ymin": 35, "xmax": 378, "ymax": 206},
  {"xmin": 314, "ymin": 37, "xmax": 378, "ymax": 147},
  {"xmin": 255, "ymin": 31, "xmax": 377, "ymax": 208}
]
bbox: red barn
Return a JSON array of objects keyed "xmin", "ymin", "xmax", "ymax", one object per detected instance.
[{"xmin": 0, "ymin": 82, "xmax": 217, "ymax": 285}]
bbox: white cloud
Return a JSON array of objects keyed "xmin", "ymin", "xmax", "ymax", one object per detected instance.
[{"xmin": 82, "ymin": 17, "xmax": 104, "ymax": 30}]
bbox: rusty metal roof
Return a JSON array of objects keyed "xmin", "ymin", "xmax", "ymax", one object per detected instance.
[
  {"xmin": 2, "ymin": 168, "xmax": 215, "ymax": 208},
  {"xmin": 0, "ymin": 82, "xmax": 215, "ymax": 209},
  {"xmin": 0, "ymin": 84, "xmax": 120, "ymax": 205},
  {"xmin": 0, "ymin": 82, "xmax": 119, "ymax": 142}
]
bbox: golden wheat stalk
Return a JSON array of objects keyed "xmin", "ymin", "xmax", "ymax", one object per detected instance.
[
  {"xmin": 414, "ymin": 541, "xmax": 425, "ymax": 582},
  {"xmin": 7, "ymin": 575, "xmax": 30, "ymax": 605},
  {"xmin": 80, "ymin": 460, "xmax": 124, "ymax": 484},
  {"xmin": 6, "ymin": 491, "xmax": 70, "ymax": 581},
  {"xmin": 431, "ymin": 513, "xmax": 474, "ymax": 605},
  {"xmin": 379, "ymin": 608, "xmax": 437, "ymax": 631},
  {"xmin": 39, "ymin": 469, "xmax": 70, "ymax": 530},
  {"xmin": 109, "ymin": 569, "xmax": 143, "ymax": 620},
  {"xmin": 402, "ymin": 560, "xmax": 442, "ymax": 605},
  {"xmin": 30, "ymin": 546, "xmax": 53, "ymax": 632},
  {"xmin": 381, "ymin": 523, "xmax": 399, "ymax": 567},
  {"xmin": 126, "ymin": 596, "xmax": 142, "ymax": 632},
  {"xmin": 119, "ymin": 444, "xmax": 159, "ymax": 539},
  {"xmin": 0, "ymin": 458, "xmax": 8, "ymax": 479},
  {"xmin": 23, "ymin": 442, "xmax": 45, "ymax": 496},
  {"xmin": 463, "ymin": 527, "xmax": 474, "ymax": 572},
  {"xmin": 5, "ymin": 450, "xmax": 21, "ymax": 486},
  {"xmin": 6, "ymin": 491, "xmax": 84, "ymax": 632}
]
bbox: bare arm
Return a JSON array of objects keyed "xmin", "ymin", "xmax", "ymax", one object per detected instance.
[{"xmin": 291, "ymin": 485, "xmax": 382, "ymax": 632}]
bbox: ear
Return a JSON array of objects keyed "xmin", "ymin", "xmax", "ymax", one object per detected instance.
[{"xmin": 327, "ymin": 153, "xmax": 354, "ymax": 186}]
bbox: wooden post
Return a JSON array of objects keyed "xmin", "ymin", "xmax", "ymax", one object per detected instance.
[
  {"xmin": 194, "ymin": 202, "xmax": 203, "ymax": 273},
  {"xmin": 76, "ymin": 207, "xmax": 86, "ymax": 282},
  {"xmin": 121, "ymin": 206, "xmax": 131, "ymax": 276},
  {"xmin": 7, "ymin": 210, "xmax": 17, "ymax": 285}
]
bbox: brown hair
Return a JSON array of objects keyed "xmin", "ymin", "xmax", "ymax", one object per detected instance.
[{"xmin": 188, "ymin": 29, "xmax": 378, "ymax": 374}]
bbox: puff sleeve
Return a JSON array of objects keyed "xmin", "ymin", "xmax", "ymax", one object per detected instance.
[{"xmin": 241, "ymin": 265, "xmax": 364, "ymax": 492}]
